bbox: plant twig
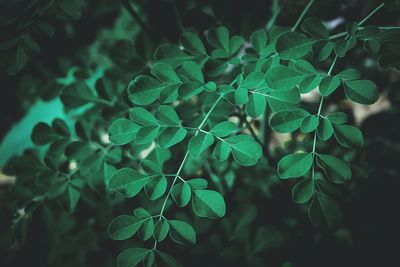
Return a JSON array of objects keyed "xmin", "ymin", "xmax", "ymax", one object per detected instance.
[
  {"xmin": 152, "ymin": 93, "xmax": 225, "ymax": 251},
  {"xmin": 291, "ymin": 0, "xmax": 315, "ymax": 32}
]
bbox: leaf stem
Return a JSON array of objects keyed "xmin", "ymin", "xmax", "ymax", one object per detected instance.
[
  {"xmin": 152, "ymin": 93, "xmax": 225, "ymax": 251},
  {"xmin": 291, "ymin": 0, "xmax": 315, "ymax": 32},
  {"xmin": 358, "ymin": 3, "xmax": 385, "ymax": 26}
]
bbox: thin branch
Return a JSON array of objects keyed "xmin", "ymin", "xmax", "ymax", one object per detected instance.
[
  {"xmin": 152, "ymin": 93, "xmax": 225, "ymax": 251},
  {"xmin": 359, "ymin": 3, "xmax": 385, "ymax": 26},
  {"xmin": 291, "ymin": 0, "xmax": 315, "ymax": 32}
]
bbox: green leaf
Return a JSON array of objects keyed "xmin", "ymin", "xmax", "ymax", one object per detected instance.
[
  {"xmin": 250, "ymin": 29, "xmax": 268, "ymax": 55},
  {"xmin": 210, "ymin": 121, "xmax": 238, "ymax": 137},
  {"xmin": 138, "ymin": 217, "xmax": 154, "ymax": 241},
  {"xmin": 187, "ymin": 178, "xmax": 208, "ymax": 190},
  {"xmin": 267, "ymin": 87, "xmax": 301, "ymax": 112},
  {"xmin": 229, "ymin": 139, "xmax": 262, "ymax": 166},
  {"xmin": 145, "ymin": 175, "xmax": 167, "ymax": 200},
  {"xmin": 292, "ymin": 59, "xmax": 317, "ymax": 74},
  {"xmin": 31, "ymin": 123, "xmax": 59, "ymax": 145},
  {"xmin": 6, "ymin": 44, "xmax": 28, "ymax": 75},
  {"xmin": 239, "ymin": 72, "xmax": 265, "ymax": 90},
  {"xmin": 346, "ymin": 21, "xmax": 359, "ymax": 35},
  {"xmin": 179, "ymin": 61, "xmax": 204, "ymax": 83},
  {"xmin": 206, "ymin": 26, "xmax": 230, "ymax": 51},
  {"xmin": 60, "ymin": 81, "xmax": 98, "ymax": 108},
  {"xmin": 265, "ymin": 66, "xmax": 305, "ymax": 90},
  {"xmin": 155, "ymin": 43, "xmax": 198, "ymax": 68},
  {"xmin": 158, "ymin": 252, "xmax": 183, "ymax": 267},
  {"xmin": 312, "ymin": 41, "xmax": 334, "ymax": 61},
  {"xmin": 292, "ymin": 179, "xmax": 314, "ymax": 204},
  {"xmin": 235, "ymin": 86, "xmax": 249, "ymax": 105},
  {"xmin": 319, "ymin": 76, "xmax": 341, "ymax": 96},
  {"xmin": 108, "ymin": 215, "xmax": 144, "ymax": 240},
  {"xmin": 333, "ymin": 124, "xmax": 364, "ymax": 148},
  {"xmin": 128, "ymin": 75, "xmax": 164, "ymax": 105},
  {"xmin": 188, "ymin": 132, "xmax": 214, "ymax": 157},
  {"xmin": 144, "ymin": 252, "xmax": 155, "ymax": 267},
  {"xmin": 317, "ymin": 117, "xmax": 334, "ymax": 141},
  {"xmin": 270, "ymin": 110, "xmax": 305, "ymax": 133},
  {"xmin": 153, "ymin": 219, "xmax": 170, "ymax": 242},
  {"xmin": 158, "ymin": 127, "xmax": 187, "ymax": 148},
  {"xmin": 169, "ymin": 220, "xmax": 196, "ymax": 245},
  {"xmin": 129, "ymin": 107, "xmax": 158, "ymax": 125},
  {"xmin": 116, "ymin": 248, "xmax": 150, "ymax": 267},
  {"xmin": 336, "ymin": 69, "xmax": 361, "ymax": 80},
  {"xmin": 136, "ymin": 125, "xmax": 160, "ymax": 144},
  {"xmin": 134, "ymin": 207, "xmax": 151, "ymax": 218},
  {"xmin": 108, "ymin": 119, "xmax": 140, "ymax": 145},
  {"xmin": 343, "ymin": 80, "xmax": 379, "ymax": 104},
  {"xmin": 52, "ymin": 119, "xmax": 70, "ymax": 137},
  {"xmin": 67, "ymin": 180, "xmax": 82, "ymax": 212},
  {"xmin": 334, "ymin": 38, "xmax": 357, "ymax": 58},
  {"xmin": 213, "ymin": 141, "xmax": 231, "ymax": 162},
  {"xmin": 109, "ymin": 168, "xmax": 150, "ymax": 197},
  {"xmin": 278, "ymin": 153, "xmax": 313, "ymax": 179},
  {"xmin": 327, "ymin": 112, "xmax": 348, "ymax": 124},
  {"xmin": 299, "ymin": 75, "xmax": 322, "ymax": 93},
  {"xmin": 65, "ymin": 141, "xmax": 91, "ymax": 160},
  {"xmin": 364, "ymin": 39, "xmax": 381, "ymax": 54},
  {"xmin": 180, "ymin": 32, "xmax": 207, "ymax": 55},
  {"xmin": 246, "ymin": 93, "xmax": 266, "ymax": 118},
  {"xmin": 276, "ymin": 32, "xmax": 314, "ymax": 60},
  {"xmin": 317, "ymin": 154, "xmax": 352, "ymax": 183},
  {"xmin": 308, "ymin": 192, "xmax": 342, "ymax": 229},
  {"xmin": 301, "ymin": 18, "xmax": 329, "ymax": 39},
  {"xmin": 172, "ymin": 182, "xmax": 192, "ymax": 207},
  {"xmin": 300, "ymin": 115, "xmax": 319, "ymax": 133},
  {"xmin": 152, "ymin": 62, "xmax": 181, "ymax": 83},
  {"xmin": 192, "ymin": 189, "xmax": 226, "ymax": 219},
  {"xmin": 155, "ymin": 105, "xmax": 181, "ymax": 126}
]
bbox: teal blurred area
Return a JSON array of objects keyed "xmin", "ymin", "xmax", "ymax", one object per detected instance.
[{"xmin": 0, "ymin": 98, "xmax": 67, "ymax": 166}]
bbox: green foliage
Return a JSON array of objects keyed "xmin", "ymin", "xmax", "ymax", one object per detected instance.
[{"xmin": 2, "ymin": 1, "xmax": 400, "ymax": 266}]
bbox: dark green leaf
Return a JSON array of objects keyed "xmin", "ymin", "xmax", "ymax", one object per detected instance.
[
  {"xmin": 319, "ymin": 76, "xmax": 341, "ymax": 96},
  {"xmin": 169, "ymin": 220, "xmax": 196, "ymax": 245},
  {"xmin": 188, "ymin": 132, "xmax": 214, "ymax": 157},
  {"xmin": 265, "ymin": 66, "xmax": 305, "ymax": 90},
  {"xmin": 116, "ymin": 248, "xmax": 149, "ymax": 267},
  {"xmin": 172, "ymin": 182, "xmax": 192, "ymax": 207},
  {"xmin": 333, "ymin": 124, "xmax": 364, "ymax": 148},
  {"xmin": 192, "ymin": 189, "xmax": 226, "ymax": 219},
  {"xmin": 108, "ymin": 119, "xmax": 140, "ymax": 145},
  {"xmin": 292, "ymin": 179, "xmax": 314, "ymax": 204},
  {"xmin": 108, "ymin": 215, "xmax": 144, "ymax": 240},
  {"xmin": 278, "ymin": 153, "xmax": 313, "ymax": 179},
  {"xmin": 276, "ymin": 32, "xmax": 314, "ymax": 60},
  {"xmin": 109, "ymin": 168, "xmax": 150, "ymax": 197},
  {"xmin": 344, "ymin": 79, "xmax": 379, "ymax": 104},
  {"xmin": 308, "ymin": 192, "xmax": 342, "ymax": 229},
  {"xmin": 317, "ymin": 154, "xmax": 352, "ymax": 183}
]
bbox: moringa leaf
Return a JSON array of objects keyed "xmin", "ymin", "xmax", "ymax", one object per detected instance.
[
  {"xmin": 343, "ymin": 79, "xmax": 379, "ymax": 104},
  {"xmin": 276, "ymin": 31, "xmax": 314, "ymax": 60},
  {"xmin": 108, "ymin": 119, "xmax": 140, "ymax": 145},
  {"xmin": 169, "ymin": 220, "xmax": 196, "ymax": 245},
  {"xmin": 192, "ymin": 189, "xmax": 226, "ymax": 219},
  {"xmin": 278, "ymin": 153, "xmax": 313, "ymax": 179}
]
